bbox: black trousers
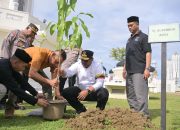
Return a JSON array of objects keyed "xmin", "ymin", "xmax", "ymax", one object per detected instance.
[
  {"xmin": 59, "ymin": 75, "xmax": 76, "ymax": 94},
  {"xmin": 62, "ymin": 87, "xmax": 109, "ymax": 112}
]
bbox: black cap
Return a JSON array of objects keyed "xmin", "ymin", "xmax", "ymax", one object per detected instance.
[
  {"xmin": 81, "ymin": 50, "xmax": 94, "ymax": 60},
  {"xmin": 27, "ymin": 23, "xmax": 39, "ymax": 34},
  {"xmin": 14, "ymin": 49, "xmax": 32, "ymax": 63},
  {"xmin": 127, "ymin": 16, "xmax": 139, "ymax": 23}
]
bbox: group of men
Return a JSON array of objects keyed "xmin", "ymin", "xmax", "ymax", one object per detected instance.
[
  {"xmin": 0, "ymin": 23, "xmax": 109, "ymax": 118},
  {"xmin": 0, "ymin": 15, "xmax": 151, "ymax": 119}
]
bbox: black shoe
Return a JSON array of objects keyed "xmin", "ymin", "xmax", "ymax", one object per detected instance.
[{"xmin": 76, "ymin": 106, "xmax": 87, "ymax": 114}]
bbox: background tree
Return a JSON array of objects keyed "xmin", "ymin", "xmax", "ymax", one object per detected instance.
[{"xmin": 110, "ymin": 47, "xmax": 125, "ymax": 62}]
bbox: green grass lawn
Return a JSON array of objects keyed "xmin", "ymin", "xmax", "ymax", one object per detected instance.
[{"xmin": 0, "ymin": 93, "xmax": 180, "ymax": 130}]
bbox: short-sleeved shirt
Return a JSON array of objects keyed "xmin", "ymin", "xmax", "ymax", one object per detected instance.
[
  {"xmin": 125, "ymin": 31, "xmax": 151, "ymax": 74},
  {"xmin": 65, "ymin": 60, "xmax": 105, "ymax": 91},
  {"xmin": 24, "ymin": 47, "xmax": 53, "ymax": 71}
]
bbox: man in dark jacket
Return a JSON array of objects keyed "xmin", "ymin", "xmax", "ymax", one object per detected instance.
[
  {"xmin": 0, "ymin": 49, "xmax": 48, "ymax": 118},
  {"xmin": 0, "ymin": 23, "xmax": 39, "ymax": 109}
]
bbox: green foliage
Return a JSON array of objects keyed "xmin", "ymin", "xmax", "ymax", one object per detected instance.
[
  {"xmin": 48, "ymin": 0, "xmax": 93, "ymax": 49},
  {"xmin": 110, "ymin": 47, "xmax": 125, "ymax": 61}
]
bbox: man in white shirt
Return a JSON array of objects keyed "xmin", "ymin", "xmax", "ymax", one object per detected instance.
[{"xmin": 60, "ymin": 50, "xmax": 109, "ymax": 114}]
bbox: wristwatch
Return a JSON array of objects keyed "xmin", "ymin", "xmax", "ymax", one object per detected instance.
[
  {"xmin": 146, "ymin": 67, "xmax": 151, "ymax": 71},
  {"xmin": 86, "ymin": 89, "xmax": 91, "ymax": 95}
]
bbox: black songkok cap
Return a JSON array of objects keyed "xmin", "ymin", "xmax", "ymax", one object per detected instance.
[
  {"xmin": 81, "ymin": 50, "xmax": 94, "ymax": 60},
  {"xmin": 127, "ymin": 16, "xmax": 139, "ymax": 23},
  {"xmin": 14, "ymin": 49, "xmax": 32, "ymax": 63},
  {"xmin": 27, "ymin": 23, "xmax": 39, "ymax": 34}
]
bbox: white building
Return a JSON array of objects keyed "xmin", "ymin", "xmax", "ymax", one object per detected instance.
[
  {"xmin": 149, "ymin": 53, "xmax": 180, "ymax": 93},
  {"xmin": 0, "ymin": 0, "xmax": 57, "ymax": 51},
  {"xmin": 0, "ymin": 0, "xmax": 57, "ymax": 92},
  {"xmin": 166, "ymin": 52, "xmax": 180, "ymax": 92}
]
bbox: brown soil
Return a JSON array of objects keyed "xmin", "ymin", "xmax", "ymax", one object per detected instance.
[{"xmin": 66, "ymin": 108, "xmax": 158, "ymax": 130}]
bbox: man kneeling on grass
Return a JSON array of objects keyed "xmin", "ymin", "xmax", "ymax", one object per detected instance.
[
  {"xmin": 0, "ymin": 49, "xmax": 49, "ymax": 118},
  {"xmin": 59, "ymin": 50, "xmax": 109, "ymax": 114}
]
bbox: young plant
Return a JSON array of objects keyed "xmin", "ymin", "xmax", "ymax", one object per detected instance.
[
  {"xmin": 46, "ymin": 0, "xmax": 93, "ymax": 99},
  {"xmin": 48, "ymin": 0, "xmax": 93, "ymax": 50}
]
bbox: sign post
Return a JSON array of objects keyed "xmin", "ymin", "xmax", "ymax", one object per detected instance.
[
  {"xmin": 148, "ymin": 23, "xmax": 180, "ymax": 130},
  {"xmin": 161, "ymin": 43, "xmax": 166, "ymax": 130}
]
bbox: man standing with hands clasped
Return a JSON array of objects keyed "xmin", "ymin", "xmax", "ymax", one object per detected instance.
[{"xmin": 122, "ymin": 16, "xmax": 152, "ymax": 118}]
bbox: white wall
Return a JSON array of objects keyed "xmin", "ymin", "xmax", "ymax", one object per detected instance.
[{"xmin": 0, "ymin": 0, "xmax": 10, "ymax": 9}]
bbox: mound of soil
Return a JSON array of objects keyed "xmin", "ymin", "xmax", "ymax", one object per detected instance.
[{"xmin": 66, "ymin": 108, "xmax": 157, "ymax": 130}]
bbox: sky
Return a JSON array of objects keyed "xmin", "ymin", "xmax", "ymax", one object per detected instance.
[{"xmin": 33, "ymin": 0, "xmax": 180, "ymax": 77}]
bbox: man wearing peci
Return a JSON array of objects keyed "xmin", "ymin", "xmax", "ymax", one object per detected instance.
[
  {"xmin": 0, "ymin": 49, "xmax": 49, "ymax": 118},
  {"xmin": 59, "ymin": 50, "xmax": 109, "ymax": 114},
  {"xmin": 123, "ymin": 16, "xmax": 152, "ymax": 118}
]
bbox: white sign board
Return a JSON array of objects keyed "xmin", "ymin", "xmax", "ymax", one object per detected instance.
[{"xmin": 148, "ymin": 23, "xmax": 180, "ymax": 43}]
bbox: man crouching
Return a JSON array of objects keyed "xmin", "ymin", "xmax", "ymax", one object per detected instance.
[
  {"xmin": 59, "ymin": 50, "xmax": 109, "ymax": 114},
  {"xmin": 0, "ymin": 49, "xmax": 48, "ymax": 118}
]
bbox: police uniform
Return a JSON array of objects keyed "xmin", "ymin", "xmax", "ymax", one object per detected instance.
[
  {"xmin": 59, "ymin": 48, "xmax": 80, "ymax": 94},
  {"xmin": 0, "ymin": 23, "xmax": 38, "ymax": 59}
]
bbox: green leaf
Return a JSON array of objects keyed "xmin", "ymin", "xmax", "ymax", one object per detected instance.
[
  {"xmin": 79, "ymin": 12, "xmax": 94, "ymax": 18},
  {"xmin": 76, "ymin": 33, "xmax": 82, "ymax": 48},
  {"xmin": 63, "ymin": 1, "xmax": 68, "ymax": 18},
  {"xmin": 57, "ymin": 0, "xmax": 60, "ymax": 10},
  {"xmin": 79, "ymin": 18, "xmax": 90, "ymax": 38},
  {"xmin": 52, "ymin": 0, "xmax": 92, "ymax": 50},
  {"xmin": 65, "ymin": 40, "xmax": 69, "ymax": 48},
  {"xmin": 57, "ymin": 0, "xmax": 64, "ymax": 10},
  {"xmin": 50, "ymin": 24, "xmax": 57, "ymax": 35},
  {"xmin": 41, "ymin": 33, "xmax": 46, "ymax": 38},
  {"xmin": 65, "ymin": 21, "xmax": 72, "ymax": 37},
  {"xmin": 79, "ymin": 18, "xmax": 84, "ymax": 24},
  {"xmin": 57, "ymin": 24, "xmax": 64, "ymax": 42},
  {"xmin": 73, "ymin": 23, "xmax": 79, "ymax": 35},
  {"xmin": 72, "ymin": 16, "xmax": 78, "ymax": 23},
  {"xmin": 66, "ymin": 5, "xmax": 72, "ymax": 17},
  {"xmin": 70, "ymin": 0, "xmax": 77, "ymax": 11},
  {"xmin": 58, "ymin": 40, "xmax": 67, "ymax": 49},
  {"xmin": 86, "ymin": 13, "xmax": 94, "ymax": 18}
]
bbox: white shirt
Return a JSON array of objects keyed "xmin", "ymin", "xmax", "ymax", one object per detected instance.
[{"xmin": 65, "ymin": 60, "xmax": 105, "ymax": 91}]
